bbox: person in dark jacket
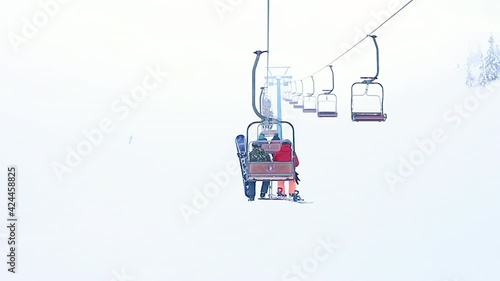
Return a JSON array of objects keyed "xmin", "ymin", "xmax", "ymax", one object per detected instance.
[
  {"xmin": 247, "ymin": 141, "xmax": 271, "ymax": 201},
  {"xmin": 273, "ymin": 139, "xmax": 300, "ymax": 197},
  {"xmin": 270, "ymin": 133, "xmax": 280, "ymax": 147},
  {"xmin": 269, "ymin": 133, "xmax": 281, "ymax": 157}
]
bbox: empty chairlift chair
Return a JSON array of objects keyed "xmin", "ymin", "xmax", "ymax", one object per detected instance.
[
  {"xmin": 281, "ymin": 84, "xmax": 290, "ymax": 101},
  {"xmin": 282, "ymin": 79, "xmax": 291, "ymax": 102},
  {"xmin": 351, "ymin": 35, "xmax": 387, "ymax": 122},
  {"xmin": 351, "ymin": 82, "xmax": 386, "ymax": 121},
  {"xmin": 302, "ymin": 76, "xmax": 317, "ymax": 113},
  {"xmin": 283, "ymin": 90, "xmax": 289, "ymax": 102},
  {"xmin": 317, "ymin": 65, "xmax": 338, "ymax": 118},
  {"xmin": 283, "ymin": 82, "xmax": 292, "ymax": 102},
  {"xmin": 289, "ymin": 81, "xmax": 299, "ymax": 105},
  {"xmin": 293, "ymin": 80, "xmax": 304, "ymax": 109}
]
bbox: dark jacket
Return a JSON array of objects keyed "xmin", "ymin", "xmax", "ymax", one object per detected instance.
[{"xmin": 249, "ymin": 147, "xmax": 271, "ymax": 162}]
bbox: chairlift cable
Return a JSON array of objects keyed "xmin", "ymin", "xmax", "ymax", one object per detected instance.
[
  {"xmin": 266, "ymin": 0, "xmax": 270, "ymax": 93},
  {"xmin": 294, "ymin": 0, "xmax": 414, "ymax": 81}
]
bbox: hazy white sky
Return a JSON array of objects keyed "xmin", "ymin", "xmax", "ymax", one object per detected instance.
[
  {"xmin": 1, "ymin": 0, "xmax": 498, "ymax": 104},
  {"xmin": 1, "ymin": 0, "xmax": 498, "ymax": 117}
]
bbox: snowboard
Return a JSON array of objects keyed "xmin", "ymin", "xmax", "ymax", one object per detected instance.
[
  {"xmin": 235, "ymin": 134, "xmax": 249, "ymax": 198},
  {"xmin": 290, "ymin": 199, "xmax": 314, "ymax": 204},
  {"xmin": 259, "ymin": 194, "xmax": 313, "ymax": 204}
]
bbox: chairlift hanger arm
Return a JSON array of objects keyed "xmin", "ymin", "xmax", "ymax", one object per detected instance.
[
  {"xmin": 311, "ymin": 76, "xmax": 315, "ymax": 96},
  {"xmin": 252, "ymin": 50, "xmax": 268, "ymax": 120},
  {"xmin": 329, "ymin": 65, "xmax": 335, "ymax": 92},
  {"xmin": 321, "ymin": 65, "xmax": 335, "ymax": 94},
  {"xmin": 259, "ymin": 87, "xmax": 265, "ymax": 115},
  {"xmin": 360, "ymin": 35, "xmax": 380, "ymax": 81}
]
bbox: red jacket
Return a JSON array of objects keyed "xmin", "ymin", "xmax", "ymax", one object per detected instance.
[{"xmin": 273, "ymin": 144, "xmax": 299, "ymax": 167}]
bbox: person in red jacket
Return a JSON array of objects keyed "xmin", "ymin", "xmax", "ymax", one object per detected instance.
[{"xmin": 273, "ymin": 139, "xmax": 299, "ymax": 197}]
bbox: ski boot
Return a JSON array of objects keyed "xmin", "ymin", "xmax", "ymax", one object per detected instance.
[{"xmin": 293, "ymin": 190, "xmax": 302, "ymax": 202}]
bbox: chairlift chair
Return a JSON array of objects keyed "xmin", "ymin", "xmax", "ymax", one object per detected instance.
[
  {"xmin": 243, "ymin": 50, "xmax": 297, "ymax": 182},
  {"xmin": 283, "ymin": 82, "xmax": 293, "ymax": 102},
  {"xmin": 293, "ymin": 80, "xmax": 304, "ymax": 109},
  {"xmin": 303, "ymin": 76, "xmax": 317, "ymax": 113},
  {"xmin": 317, "ymin": 65, "xmax": 338, "ymax": 117},
  {"xmin": 289, "ymin": 81, "xmax": 300, "ymax": 105},
  {"xmin": 246, "ymin": 120, "xmax": 296, "ymax": 181},
  {"xmin": 351, "ymin": 35, "xmax": 387, "ymax": 122}
]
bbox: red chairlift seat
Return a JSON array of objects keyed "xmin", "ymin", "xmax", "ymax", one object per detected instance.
[
  {"xmin": 261, "ymin": 142, "xmax": 281, "ymax": 153},
  {"xmin": 247, "ymin": 162, "xmax": 295, "ymax": 181}
]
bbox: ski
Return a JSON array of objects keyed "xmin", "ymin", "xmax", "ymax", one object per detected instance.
[{"xmin": 235, "ymin": 134, "xmax": 250, "ymax": 198}]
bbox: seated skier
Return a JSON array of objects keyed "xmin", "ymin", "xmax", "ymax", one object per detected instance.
[
  {"xmin": 247, "ymin": 141, "xmax": 271, "ymax": 201},
  {"xmin": 273, "ymin": 139, "xmax": 300, "ymax": 197}
]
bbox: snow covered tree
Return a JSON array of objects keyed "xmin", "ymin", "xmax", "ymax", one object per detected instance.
[
  {"xmin": 465, "ymin": 60, "xmax": 475, "ymax": 88},
  {"xmin": 477, "ymin": 51, "xmax": 488, "ymax": 87},
  {"xmin": 483, "ymin": 35, "xmax": 500, "ymax": 83}
]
